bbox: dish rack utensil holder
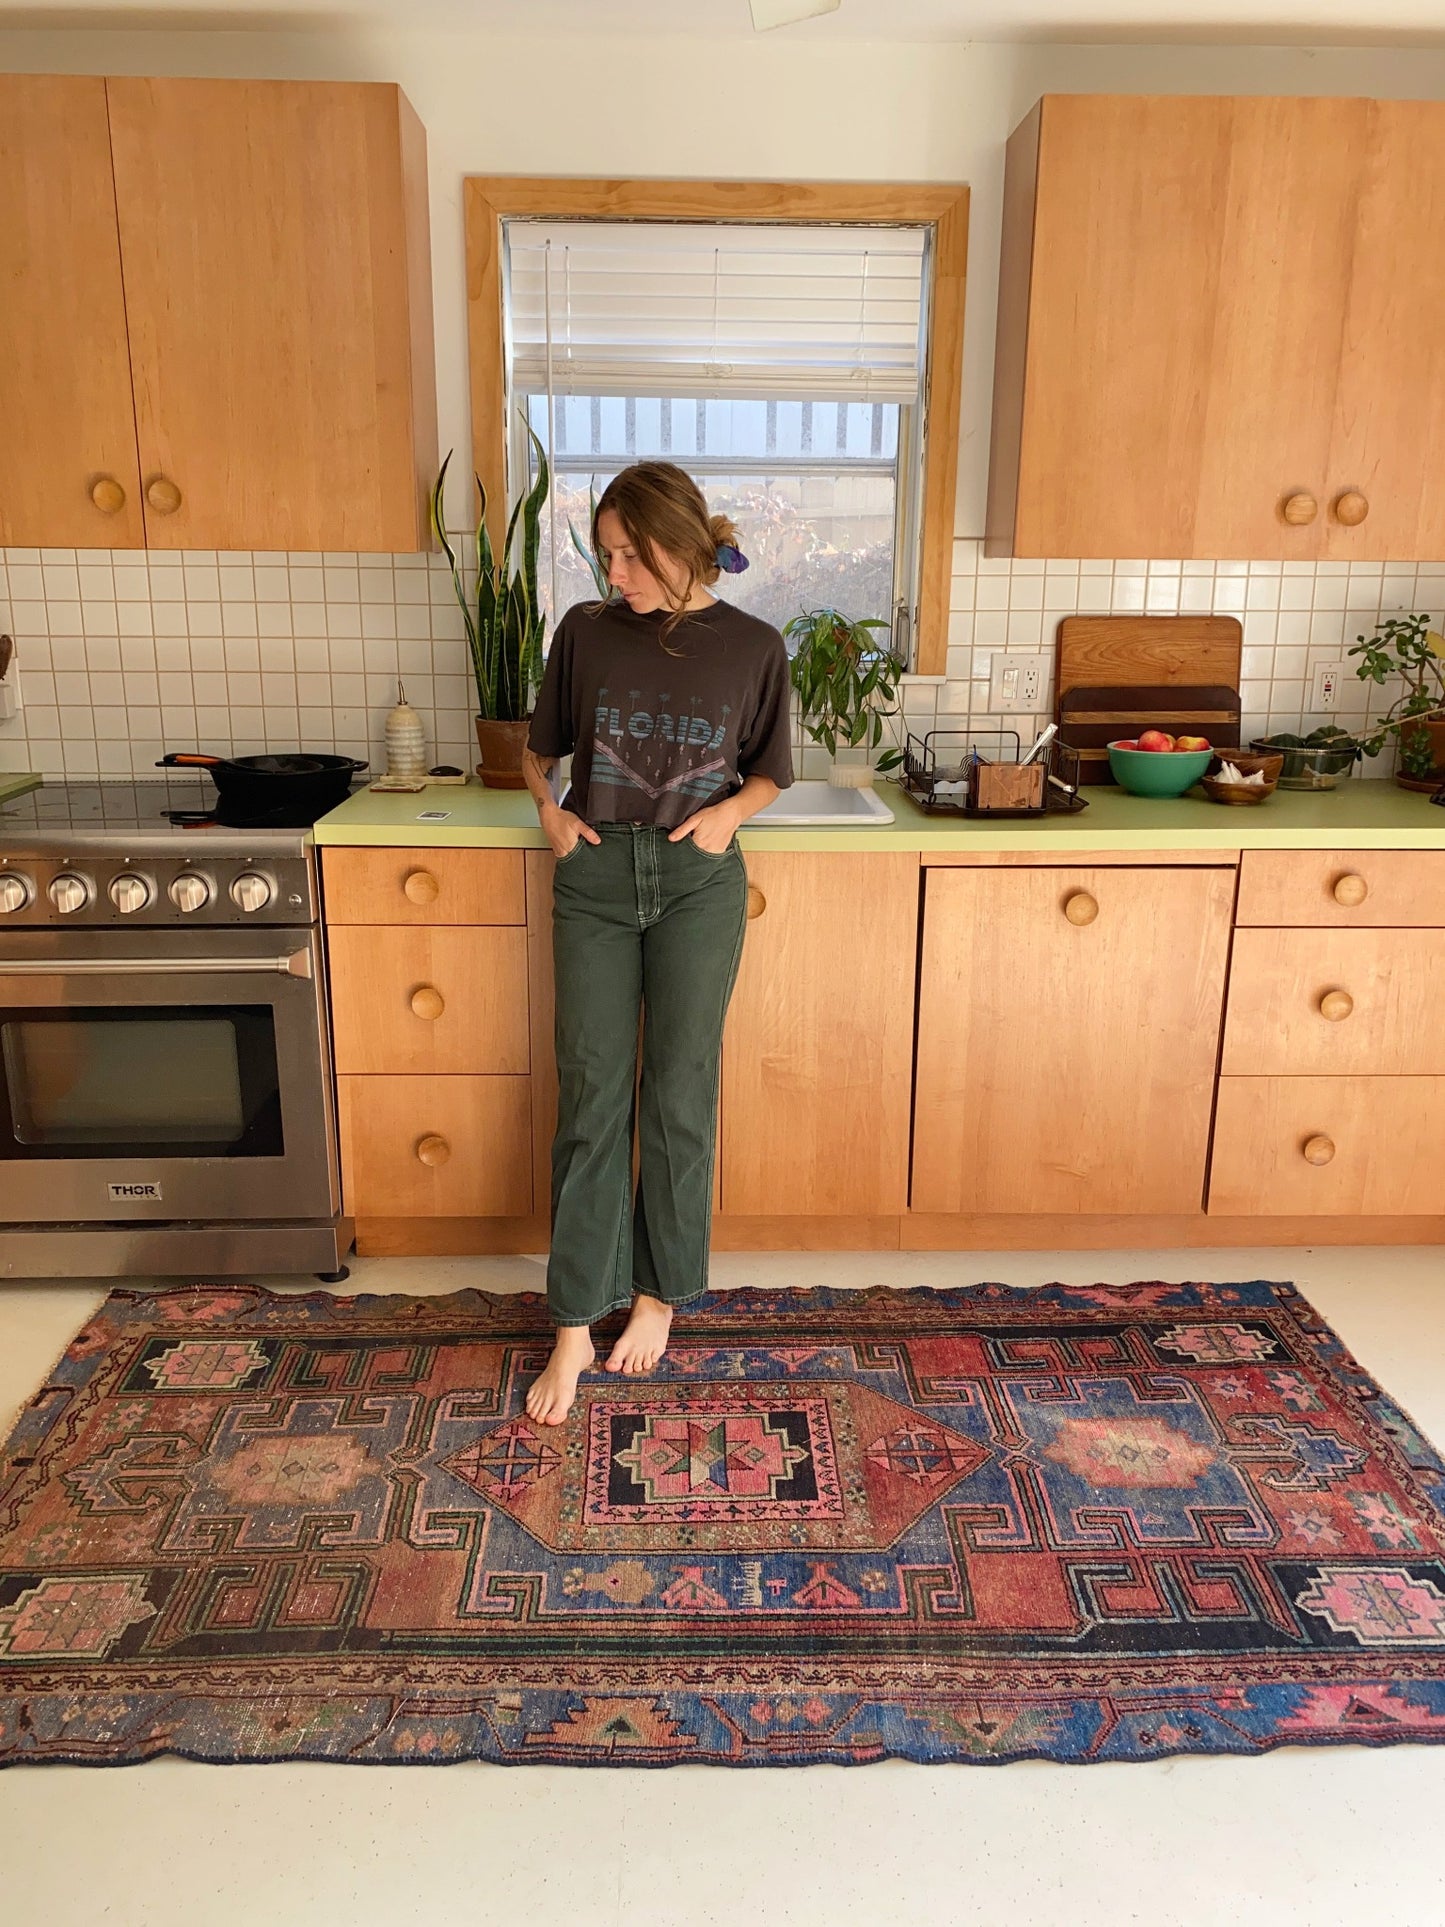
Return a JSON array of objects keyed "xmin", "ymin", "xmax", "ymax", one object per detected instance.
[{"xmin": 899, "ymin": 728, "xmax": 1088, "ymax": 817}]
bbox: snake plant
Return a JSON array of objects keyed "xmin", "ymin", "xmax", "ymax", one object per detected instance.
[{"xmin": 429, "ymin": 421, "xmax": 549, "ymax": 722}]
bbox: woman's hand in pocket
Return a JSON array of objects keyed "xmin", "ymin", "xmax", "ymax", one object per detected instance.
[
  {"xmin": 669, "ymin": 800, "xmax": 741, "ymax": 855},
  {"xmin": 541, "ymin": 804, "xmax": 601, "ymax": 861}
]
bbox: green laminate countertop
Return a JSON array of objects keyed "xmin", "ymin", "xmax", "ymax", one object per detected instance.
[
  {"xmin": 0, "ymin": 773, "xmax": 40, "ymax": 805},
  {"xmin": 311, "ymin": 776, "xmax": 1445, "ymax": 852}
]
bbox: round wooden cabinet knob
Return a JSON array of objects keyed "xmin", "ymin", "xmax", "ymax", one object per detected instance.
[
  {"xmin": 410, "ymin": 984, "xmax": 445, "ymax": 1021},
  {"xmin": 90, "ymin": 476, "xmax": 126, "ymax": 515},
  {"xmin": 415, "ymin": 1134, "xmax": 450, "ymax": 1168},
  {"xmin": 1332, "ymin": 872, "xmax": 1368, "ymax": 907},
  {"xmin": 1281, "ymin": 490, "xmax": 1318, "ymax": 526},
  {"xmin": 1302, "ymin": 1134, "xmax": 1336, "ymax": 1167},
  {"xmin": 1333, "ymin": 490, "xmax": 1369, "ymax": 527},
  {"xmin": 746, "ymin": 884, "xmax": 766, "ymax": 921},
  {"xmin": 1319, "ymin": 988, "xmax": 1354, "ymax": 1022},
  {"xmin": 145, "ymin": 476, "xmax": 182, "ymax": 515},
  {"xmin": 1063, "ymin": 891, "xmax": 1099, "ymax": 926},
  {"xmin": 403, "ymin": 869, "xmax": 439, "ymax": 905}
]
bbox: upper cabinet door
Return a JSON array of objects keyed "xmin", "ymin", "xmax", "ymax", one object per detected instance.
[
  {"xmin": 1323, "ymin": 102, "xmax": 1445, "ymax": 561},
  {"xmin": 106, "ymin": 78, "xmax": 437, "ymax": 553},
  {"xmin": 988, "ymin": 94, "xmax": 1369, "ymax": 560},
  {"xmin": 0, "ymin": 75, "xmax": 144, "ymax": 548}
]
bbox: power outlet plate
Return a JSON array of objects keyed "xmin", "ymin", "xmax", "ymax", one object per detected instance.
[
  {"xmin": 987, "ymin": 652, "xmax": 1049, "ymax": 713},
  {"xmin": 1310, "ymin": 660, "xmax": 1349, "ymax": 710}
]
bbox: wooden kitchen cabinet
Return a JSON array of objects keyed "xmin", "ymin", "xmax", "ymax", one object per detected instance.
[
  {"xmin": 327, "ymin": 924, "xmax": 531, "ymax": 1076},
  {"xmin": 323, "ymin": 846, "xmax": 532, "ymax": 1228},
  {"xmin": 987, "ymin": 94, "xmax": 1445, "ymax": 560},
  {"xmin": 1210, "ymin": 1076, "xmax": 1445, "ymax": 1215},
  {"xmin": 107, "ymin": 78, "xmax": 436, "ymax": 551},
  {"xmin": 1223, "ymin": 927, "xmax": 1445, "ymax": 1077},
  {"xmin": 719, "ymin": 853, "xmax": 918, "ymax": 1216},
  {"xmin": 0, "ymin": 76, "xmax": 145, "ymax": 548},
  {"xmin": 912, "ymin": 865, "xmax": 1234, "ymax": 1214},
  {"xmin": 336, "ymin": 1075, "xmax": 533, "ymax": 1218},
  {"xmin": 0, "ymin": 74, "xmax": 436, "ymax": 554}
]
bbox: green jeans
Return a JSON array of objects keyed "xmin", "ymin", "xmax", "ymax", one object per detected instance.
[{"xmin": 547, "ymin": 822, "xmax": 749, "ymax": 1327}]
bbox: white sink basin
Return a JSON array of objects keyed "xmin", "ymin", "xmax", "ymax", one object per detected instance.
[{"xmin": 750, "ymin": 780, "xmax": 895, "ymax": 826}]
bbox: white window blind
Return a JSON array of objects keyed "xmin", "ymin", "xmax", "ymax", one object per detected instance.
[{"xmin": 504, "ymin": 219, "xmax": 930, "ymax": 404}]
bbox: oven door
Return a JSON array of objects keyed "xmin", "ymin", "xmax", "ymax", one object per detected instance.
[{"xmin": 0, "ymin": 926, "xmax": 339, "ymax": 1224}]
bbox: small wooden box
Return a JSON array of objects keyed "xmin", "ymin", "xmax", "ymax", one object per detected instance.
[{"xmin": 973, "ymin": 760, "xmax": 1045, "ymax": 811}]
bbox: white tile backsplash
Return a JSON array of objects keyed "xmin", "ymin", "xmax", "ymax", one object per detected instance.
[{"xmin": 1, "ymin": 541, "xmax": 1438, "ymax": 780}]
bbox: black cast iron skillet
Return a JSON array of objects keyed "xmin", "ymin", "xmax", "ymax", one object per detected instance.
[{"xmin": 157, "ymin": 750, "xmax": 368, "ymax": 818}]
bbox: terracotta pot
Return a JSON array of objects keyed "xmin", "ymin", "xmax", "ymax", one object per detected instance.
[
  {"xmin": 1397, "ymin": 716, "xmax": 1445, "ymax": 785},
  {"xmin": 474, "ymin": 717, "xmax": 530, "ymax": 789}
]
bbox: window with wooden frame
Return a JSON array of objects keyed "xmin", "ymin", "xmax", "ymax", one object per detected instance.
[{"xmin": 464, "ymin": 179, "xmax": 969, "ymax": 677}]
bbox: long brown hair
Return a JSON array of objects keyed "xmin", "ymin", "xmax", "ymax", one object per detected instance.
[{"xmin": 591, "ymin": 461, "xmax": 739, "ymax": 648}]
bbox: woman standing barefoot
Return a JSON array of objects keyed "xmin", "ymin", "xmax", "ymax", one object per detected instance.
[{"xmin": 521, "ymin": 462, "xmax": 793, "ymax": 1424}]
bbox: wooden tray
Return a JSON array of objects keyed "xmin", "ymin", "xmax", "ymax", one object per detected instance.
[{"xmin": 1059, "ymin": 683, "xmax": 1242, "ymax": 784}]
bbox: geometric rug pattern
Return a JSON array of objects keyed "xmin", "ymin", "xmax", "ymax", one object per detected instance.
[{"xmin": 2, "ymin": 1279, "xmax": 1444, "ymax": 1767}]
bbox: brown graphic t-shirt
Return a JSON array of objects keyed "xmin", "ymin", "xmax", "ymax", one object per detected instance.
[{"xmin": 526, "ymin": 597, "xmax": 795, "ymax": 829}]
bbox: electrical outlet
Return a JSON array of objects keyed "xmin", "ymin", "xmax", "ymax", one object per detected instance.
[
  {"xmin": 987, "ymin": 652, "xmax": 1049, "ymax": 713},
  {"xmin": 1310, "ymin": 660, "xmax": 1349, "ymax": 711}
]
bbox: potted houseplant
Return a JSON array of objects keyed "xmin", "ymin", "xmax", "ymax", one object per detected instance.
[
  {"xmin": 1349, "ymin": 612, "xmax": 1445, "ymax": 790},
  {"xmin": 782, "ymin": 607, "xmax": 906, "ymax": 785},
  {"xmin": 428, "ymin": 424, "xmax": 549, "ymax": 788}
]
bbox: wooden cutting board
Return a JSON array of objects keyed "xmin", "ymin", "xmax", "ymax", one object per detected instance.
[
  {"xmin": 1055, "ymin": 616, "xmax": 1243, "ymax": 784},
  {"xmin": 1060, "ymin": 684, "xmax": 1242, "ymax": 783},
  {"xmin": 1056, "ymin": 615, "xmax": 1242, "ymax": 694}
]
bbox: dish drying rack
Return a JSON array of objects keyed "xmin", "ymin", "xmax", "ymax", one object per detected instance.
[{"xmin": 899, "ymin": 728, "xmax": 1088, "ymax": 817}]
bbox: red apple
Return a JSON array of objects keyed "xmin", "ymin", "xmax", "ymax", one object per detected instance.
[
  {"xmin": 1174, "ymin": 734, "xmax": 1211, "ymax": 752},
  {"xmin": 1136, "ymin": 729, "xmax": 1176, "ymax": 753},
  {"xmin": 1112, "ymin": 739, "xmax": 1139, "ymax": 750}
]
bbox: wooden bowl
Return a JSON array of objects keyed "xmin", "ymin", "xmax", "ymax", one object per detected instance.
[
  {"xmin": 1208, "ymin": 749, "xmax": 1284, "ymax": 784},
  {"xmin": 1201, "ymin": 773, "xmax": 1274, "ymax": 806}
]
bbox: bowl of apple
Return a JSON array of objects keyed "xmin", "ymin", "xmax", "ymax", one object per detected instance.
[{"xmin": 1107, "ymin": 731, "xmax": 1214, "ymax": 796}]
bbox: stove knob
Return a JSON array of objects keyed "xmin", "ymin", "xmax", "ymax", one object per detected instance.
[
  {"xmin": 230, "ymin": 872, "xmax": 274, "ymax": 914},
  {"xmin": 0, "ymin": 873, "xmax": 33, "ymax": 914},
  {"xmin": 169, "ymin": 873, "xmax": 212, "ymax": 913},
  {"xmin": 49, "ymin": 873, "xmax": 92, "ymax": 915},
  {"xmin": 108, "ymin": 873, "xmax": 153, "ymax": 915}
]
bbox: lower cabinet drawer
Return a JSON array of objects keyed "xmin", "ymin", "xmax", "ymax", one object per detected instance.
[
  {"xmin": 1235, "ymin": 850, "xmax": 1445, "ymax": 927},
  {"xmin": 336, "ymin": 1075, "xmax": 533, "ymax": 1217},
  {"xmin": 1222, "ymin": 927, "xmax": 1445, "ymax": 1075},
  {"xmin": 328, "ymin": 925, "xmax": 530, "ymax": 1075},
  {"xmin": 1208, "ymin": 1075, "xmax": 1445, "ymax": 1215}
]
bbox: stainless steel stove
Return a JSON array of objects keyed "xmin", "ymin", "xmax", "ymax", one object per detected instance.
[{"xmin": 0, "ymin": 779, "xmax": 353, "ymax": 1281}]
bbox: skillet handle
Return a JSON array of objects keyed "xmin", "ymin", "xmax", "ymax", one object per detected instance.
[
  {"xmin": 157, "ymin": 753, "xmax": 222, "ymax": 768},
  {"xmin": 348, "ymin": 759, "xmax": 370, "ymax": 773}
]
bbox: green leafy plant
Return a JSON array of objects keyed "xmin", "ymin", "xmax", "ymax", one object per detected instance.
[
  {"xmin": 429, "ymin": 422, "xmax": 549, "ymax": 722},
  {"xmin": 782, "ymin": 607, "xmax": 905, "ymax": 772},
  {"xmin": 568, "ymin": 484, "xmax": 612, "ymax": 600},
  {"xmin": 1349, "ymin": 612, "xmax": 1445, "ymax": 778}
]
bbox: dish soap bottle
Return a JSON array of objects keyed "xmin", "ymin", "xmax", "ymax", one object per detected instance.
[{"xmin": 384, "ymin": 682, "xmax": 427, "ymax": 779}]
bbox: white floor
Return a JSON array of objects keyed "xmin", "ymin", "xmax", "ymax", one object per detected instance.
[{"xmin": 2, "ymin": 1245, "xmax": 1443, "ymax": 1927}]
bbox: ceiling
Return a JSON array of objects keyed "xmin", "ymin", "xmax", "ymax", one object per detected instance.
[{"xmin": 3, "ymin": 0, "xmax": 1445, "ymax": 45}]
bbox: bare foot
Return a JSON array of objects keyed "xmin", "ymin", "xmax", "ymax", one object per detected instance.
[
  {"xmin": 604, "ymin": 1296, "xmax": 673, "ymax": 1376},
  {"xmin": 525, "ymin": 1326, "xmax": 595, "ymax": 1425}
]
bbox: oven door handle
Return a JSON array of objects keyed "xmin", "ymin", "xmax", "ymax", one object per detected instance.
[{"xmin": 0, "ymin": 951, "xmax": 313, "ymax": 979}]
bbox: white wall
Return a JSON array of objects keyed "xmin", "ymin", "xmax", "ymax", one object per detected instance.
[{"xmin": 3, "ymin": 26, "xmax": 1443, "ymax": 779}]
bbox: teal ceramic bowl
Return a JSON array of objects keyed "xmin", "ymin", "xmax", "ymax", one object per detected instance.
[{"xmin": 1107, "ymin": 741, "xmax": 1215, "ymax": 797}]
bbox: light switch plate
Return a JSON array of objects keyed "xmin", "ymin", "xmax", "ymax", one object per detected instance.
[{"xmin": 987, "ymin": 653, "xmax": 1049, "ymax": 713}]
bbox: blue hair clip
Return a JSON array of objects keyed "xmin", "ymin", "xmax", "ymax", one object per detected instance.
[{"xmin": 716, "ymin": 542, "xmax": 749, "ymax": 574}]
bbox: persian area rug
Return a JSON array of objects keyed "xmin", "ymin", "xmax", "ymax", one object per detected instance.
[{"xmin": 2, "ymin": 1279, "xmax": 1445, "ymax": 1769}]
